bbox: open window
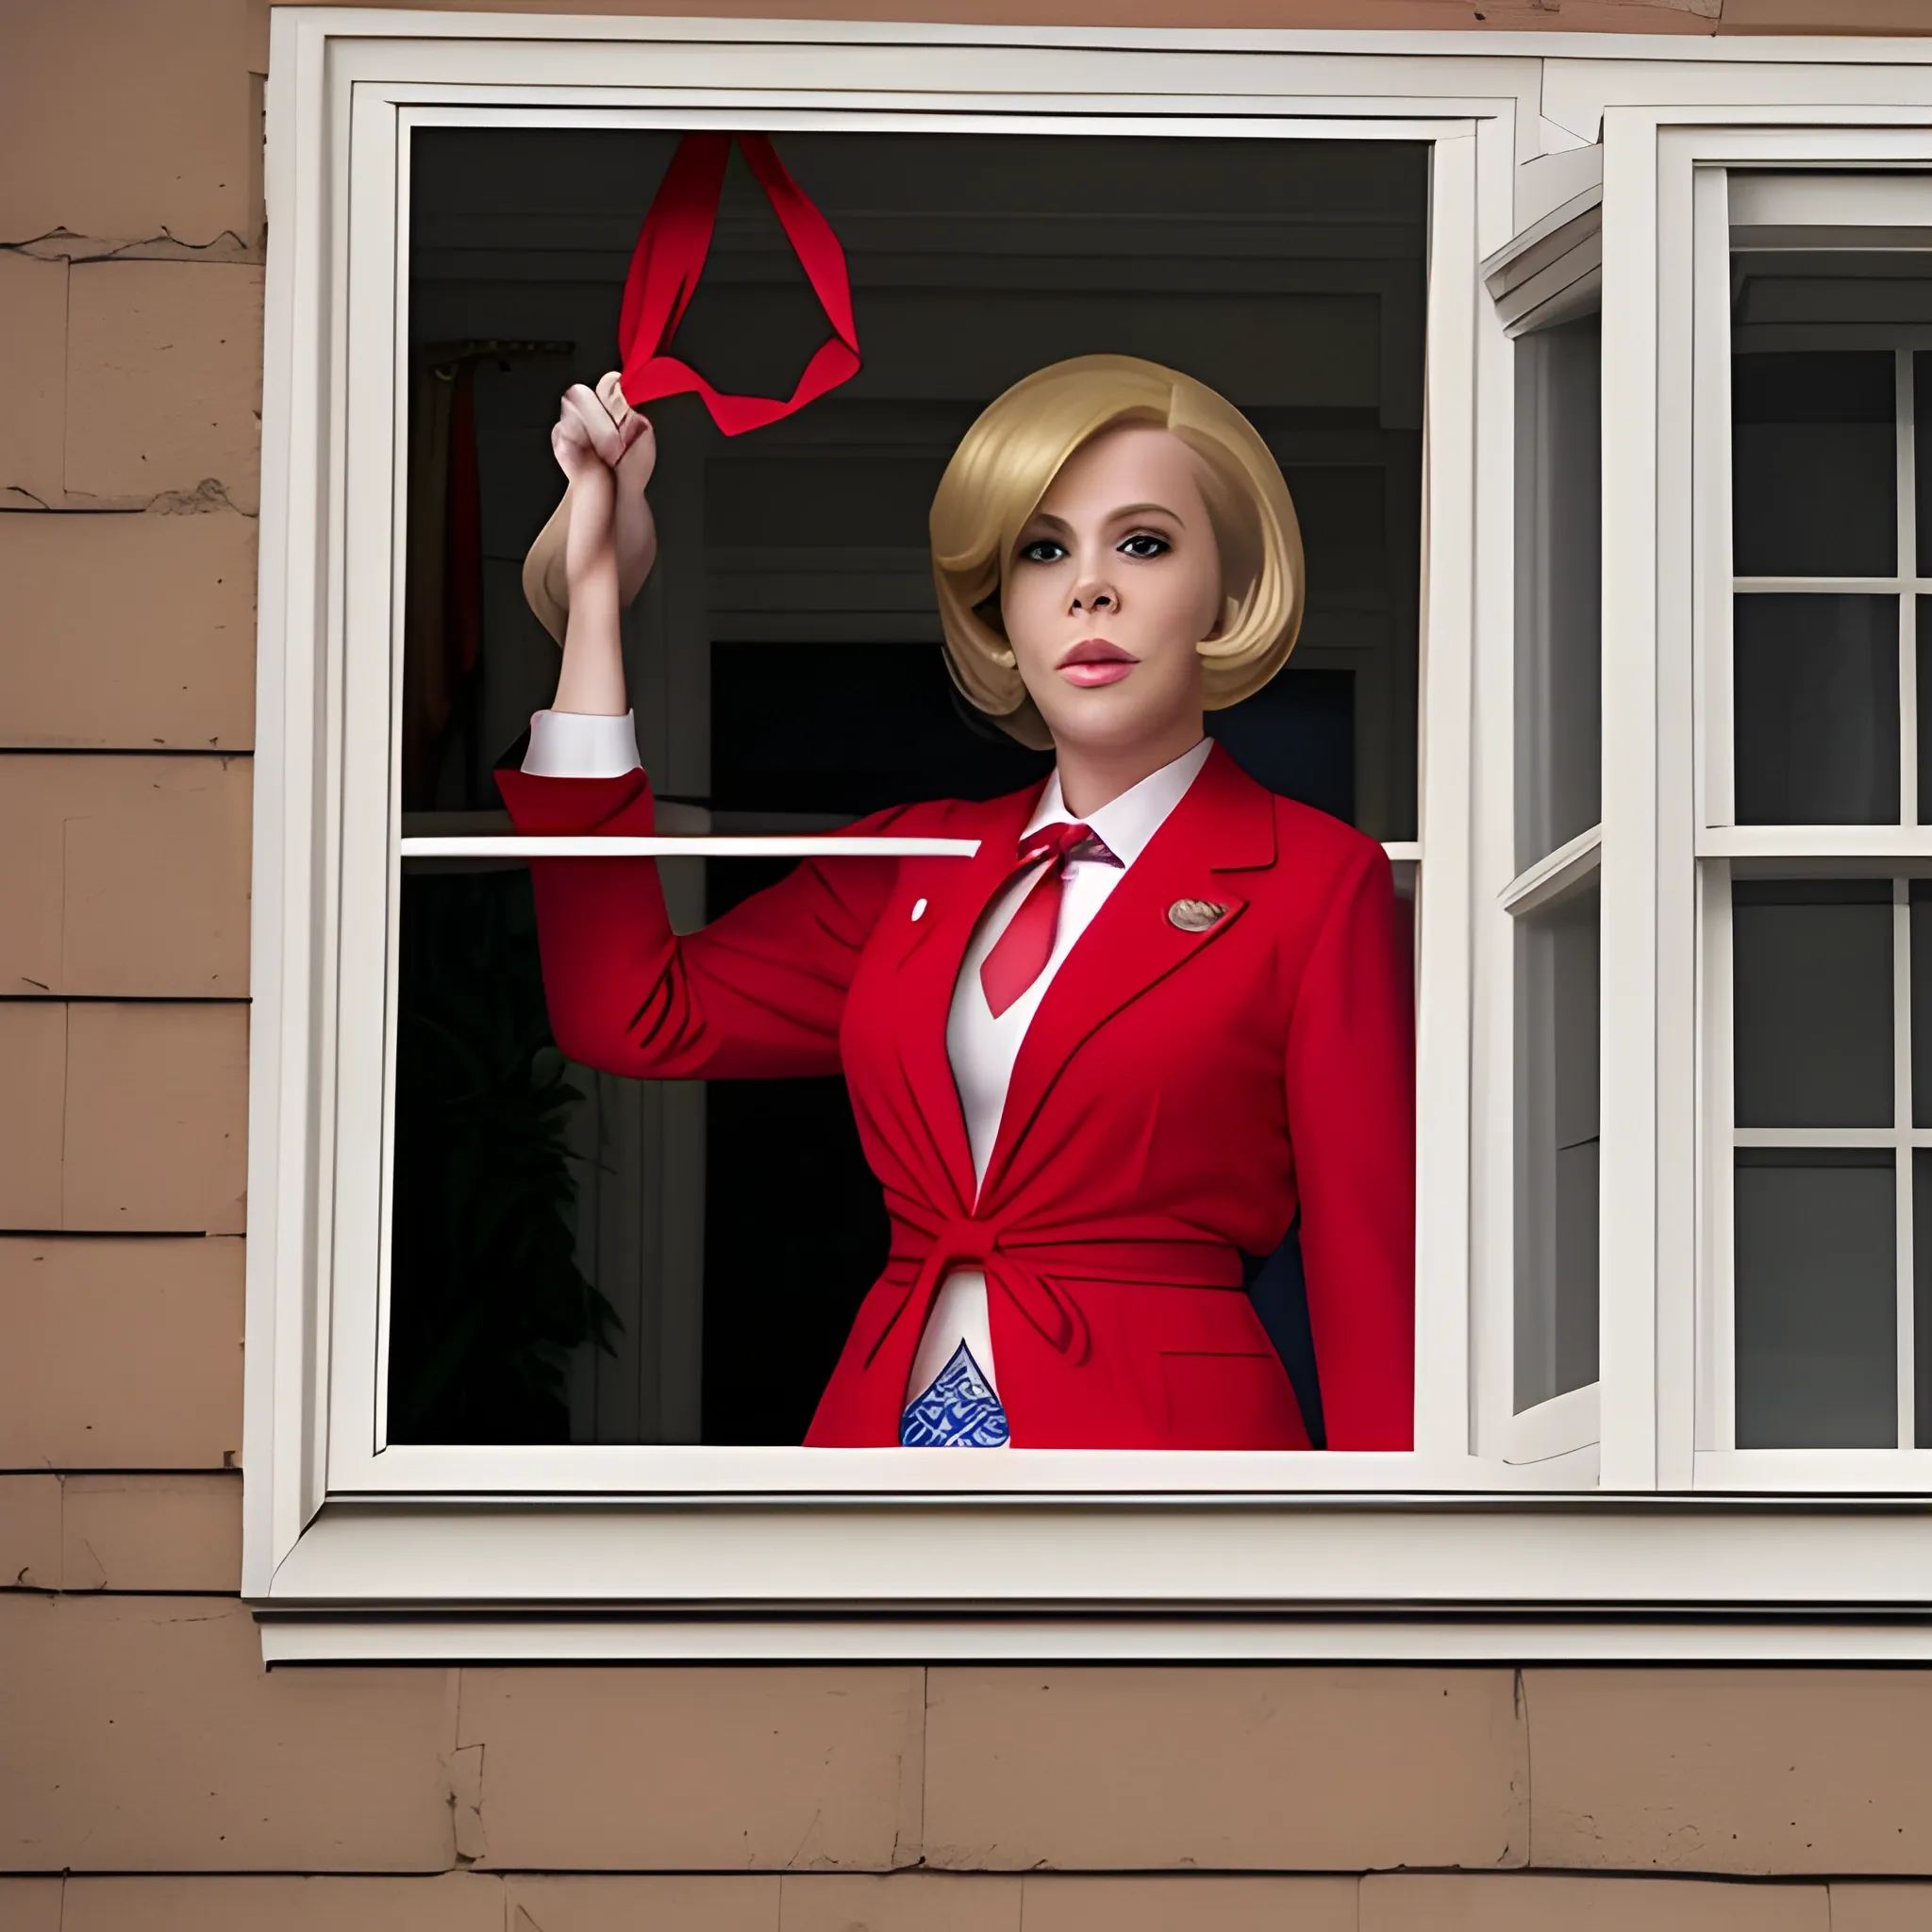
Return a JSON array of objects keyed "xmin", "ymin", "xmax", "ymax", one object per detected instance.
[
  {"xmin": 248, "ymin": 14, "xmax": 1875, "ymax": 1653},
  {"xmin": 1473, "ymin": 182, "xmax": 1604, "ymax": 1472}
]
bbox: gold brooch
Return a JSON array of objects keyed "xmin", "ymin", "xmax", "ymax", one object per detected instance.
[{"xmin": 1167, "ymin": 899, "xmax": 1226, "ymax": 933}]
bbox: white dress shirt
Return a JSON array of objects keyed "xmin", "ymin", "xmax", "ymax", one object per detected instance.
[{"xmin": 523, "ymin": 710, "xmax": 1214, "ymax": 1417}]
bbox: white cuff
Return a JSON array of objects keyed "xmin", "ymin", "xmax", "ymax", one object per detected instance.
[{"xmin": 522, "ymin": 709, "xmax": 643, "ymax": 779}]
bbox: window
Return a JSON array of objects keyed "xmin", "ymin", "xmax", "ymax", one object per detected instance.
[
  {"xmin": 1466, "ymin": 181, "xmax": 1607, "ymax": 1474},
  {"xmin": 292, "ymin": 54, "xmax": 1494, "ymax": 1512},
  {"xmin": 1505, "ymin": 311, "xmax": 1603, "ymax": 1464},
  {"xmin": 248, "ymin": 14, "xmax": 1932, "ymax": 1657},
  {"xmin": 1692, "ymin": 164, "xmax": 1932, "ymax": 1486}
]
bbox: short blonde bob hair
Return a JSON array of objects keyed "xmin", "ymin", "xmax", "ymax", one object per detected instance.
[{"xmin": 929, "ymin": 354, "xmax": 1305, "ymax": 750}]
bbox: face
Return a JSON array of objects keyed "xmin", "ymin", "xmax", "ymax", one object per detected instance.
[{"xmin": 1000, "ymin": 424, "xmax": 1224, "ymax": 756}]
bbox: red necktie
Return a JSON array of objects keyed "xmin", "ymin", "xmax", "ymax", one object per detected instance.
[{"xmin": 979, "ymin": 822, "xmax": 1120, "ymax": 1020}]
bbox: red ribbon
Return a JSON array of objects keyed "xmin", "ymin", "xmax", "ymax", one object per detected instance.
[{"xmin": 617, "ymin": 132, "xmax": 861, "ymax": 436}]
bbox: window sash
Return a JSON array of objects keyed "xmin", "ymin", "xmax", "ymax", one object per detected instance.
[
  {"xmin": 1685, "ymin": 143, "xmax": 1932, "ymax": 1488},
  {"xmin": 295, "ymin": 75, "xmax": 1502, "ymax": 1501},
  {"xmin": 1480, "ymin": 302, "xmax": 1607, "ymax": 1467}
]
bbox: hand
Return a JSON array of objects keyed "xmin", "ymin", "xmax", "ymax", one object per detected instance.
[
  {"xmin": 544, "ymin": 374, "xmax": 655, "ymax": 717},
  {"xmin": 552, "ymin": 373, "xmax": 658, "ymax": 607}
]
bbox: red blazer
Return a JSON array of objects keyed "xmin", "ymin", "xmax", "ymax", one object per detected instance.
[{"xmin": 497, "ymin": 742, "xmax": 1415, "ymax": 1450}]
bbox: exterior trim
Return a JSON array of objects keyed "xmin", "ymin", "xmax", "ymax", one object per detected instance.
[{"xmin": 257, "ymin": 1616, "xmax": 1932, "ymax": 1664}]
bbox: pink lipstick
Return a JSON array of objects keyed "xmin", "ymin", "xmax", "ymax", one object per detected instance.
[{"xmin": 1057, "ymin": 638, "xmax": 1138, "ymax": 688}]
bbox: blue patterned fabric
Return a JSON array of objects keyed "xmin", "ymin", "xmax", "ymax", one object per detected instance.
[{"xmin": 899, "ymin": 1342, "xmax": 1011, "ymax": 1448}]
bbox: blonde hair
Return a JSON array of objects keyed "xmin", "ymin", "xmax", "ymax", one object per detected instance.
[{"xmin": 929, "ymin": 354, "xmax": 1305, "ymax": 750}]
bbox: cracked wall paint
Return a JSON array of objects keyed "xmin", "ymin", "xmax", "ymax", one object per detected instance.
[{"xmin": 445, "ymin": 1743, "xmax": 488, "ymax": 1865}]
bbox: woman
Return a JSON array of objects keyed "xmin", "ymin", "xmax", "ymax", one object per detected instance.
[{"xmin": 497, "ymin": 354, "xmax": 1415, "ymax": 1450}]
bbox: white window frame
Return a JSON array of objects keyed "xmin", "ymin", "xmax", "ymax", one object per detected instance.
[
  {"xmin": 1477, "ymin": 242, "xmax": 1608, "ymax": 1470},
  {"xmin": 1685, "ymin": 150, "xmax": 1932, "ymax": 1492},
  {"xmin": 247, "ymin": 11, "xmax": 1932, "ymax": 1660}
]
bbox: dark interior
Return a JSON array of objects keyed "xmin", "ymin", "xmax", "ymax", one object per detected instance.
[{"xmin": 390, "ymin": 127, "xmax": 1426, "ymax": 1445}]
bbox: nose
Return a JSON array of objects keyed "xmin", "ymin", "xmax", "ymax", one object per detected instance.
[{"xmin": 1070, "ymin": 578, "xmax": 1117, "ymax": 615}]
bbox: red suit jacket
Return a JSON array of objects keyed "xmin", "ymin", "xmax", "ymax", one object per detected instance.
[{"xmin": 497, "ymin": 742, "xmax": 1415, "ymax": 1450}]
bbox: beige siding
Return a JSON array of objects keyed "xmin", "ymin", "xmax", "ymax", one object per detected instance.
[
  {"xmin": 503, "ymin": 1876, "xmax": 785, "ymax": 1932},
  {"xmin": 0, "ymin": 756, "xmax": 251, "ymax": 998},
  {"xmin": 1526, "ymin": 1670, "xmax": 1932, "ymax": 1874},
  {"xmin": 0, "ymin": 1478, "xmax": 63, "ymax": 1593},
  {"xmin": 0, "ymin": 509, "xmax": 257, "ymax": 750},
  {"xmin": 1018, "ymin": 1876, "xmax": 1358, "ymax": 1930},
  {"xmin": 453, "ymin": 1666, "xmax": 927, "ymax": 1869},
  {"xmin": 0, "ymin": 253, "xmax": 263, "ymax": 513},
  {"xmin": 0, "ymin": 0, "xmax": 265, "ymax": 246},
  {"xmin": 0, "ymin": 1882, "xmax": 62, "ymax": 1932},
  {"xmin": 58, "ymin": 1475, "xmax": 243, "ymax": 1592},
  {"xmin": 21, "ymin": 1874, "xmax": 1932, "ymax": 1929},
  {"xmin": 0, "ymin": 1006, "xmax": 66, "ymax": 1230},
  {"xmin": 1359, "ymin": 1875, "xmax": 1832, "ymax": 1930},
  {"xmin": 0, "ymin": 254, "xmax": 69, "ymax": 511},
  {"xmin": 64, "ymin": 261, "xmax": 264, "ymax": 513},
  {"xmin": 54, "ymin": 1876, "xmax": 507, "ymax": 1932},
  {"xmin": 5, "ymin": 4, "xmax": 1932, "ymax": 1929},
  {"xmin": 0, "ymin": 1238, "xmax": 243, "ymax": 1467},
  {"xmin": 922, "ymin": 1665, "xmax": 1526, "ymax": 1870},
  {"xmin": 0, "ymin": 1001, "xmax": 251, "ymax": 1232},
  {"xmin": 0, "ymin": 1597, "xmax": 458, "ymax": 1872},
  {"xmin": 1829, "ymin": 1889, "xmax": 1932, "ymax": 1931}
]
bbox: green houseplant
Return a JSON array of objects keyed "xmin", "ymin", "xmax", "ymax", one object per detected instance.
[{"xmin": 387, "ymin": 869, "xmax": 621, "ymax": 1442}]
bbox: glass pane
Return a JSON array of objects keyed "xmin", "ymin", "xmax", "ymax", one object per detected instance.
[
  {"xmin": 400, "ymin": 126, "xmax": 1432, "ymax": 1450},
  {"xmin": 1735, "ymin": 1150, "xmax": 1896, "ymax": 1450},
  {"xmin": 389, "ymin": 866, "xmax": 710, "ymax": 1447},
  {"xmin": 1515, "ymin": 317, "xmax": 1602, "ymax": 870},
  {"xmin": 1917, "ymin": 1152, "xmax": 1932, "ymax": 1449},
  {"xmin": 1733, "ymin": 593, "xmax": 1899, "ymax": 824},
  {"xmin": 1732, "ymin": 350, "xmax": 1895, "ymax": 579},
  {"xmin": 391, "ymin": 870, "xmax": 618, "ymax": 1445},
  {"xmin": 1515, "ymin": 881, "xmax": 1600, "ymax": 1411},
  {"xmin": 1733, "ymin": 879, "xmax": 1892, "ymax": 1129},
  {"xmin": 1916, "ymin": 354, "xmax": 1932, "ymax": 577},
  {"xmin": 1919, "ymin": 597, "xmax": 1932, "ymax": 828},
  {"xmin": 1912, "ymin": 881, "xmax": 1932, "ymax": 1129}
]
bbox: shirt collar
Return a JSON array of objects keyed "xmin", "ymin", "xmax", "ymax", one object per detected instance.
[{"xmin": 1024, "ymin": 736, "xmax": 1214, "ymax": 870}]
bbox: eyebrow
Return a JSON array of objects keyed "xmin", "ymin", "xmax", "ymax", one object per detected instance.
[{"xmin": 1022, "ymin": 501, "xmax": 1187, "ymax": 531}]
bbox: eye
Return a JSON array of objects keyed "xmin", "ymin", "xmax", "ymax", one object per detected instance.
[
  {"xmin": 1118, "ymin": 531, "xmax": 1171, "ymax": 560},
  {"xmin": 1017, "ymin": 537, "xmax": 1068, "ymax": 564}
]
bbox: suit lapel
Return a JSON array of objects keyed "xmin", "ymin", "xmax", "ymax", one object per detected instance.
[
  {"xmin": 880, "ymin": 780, "xmax": 1042, "ymax": 1208},
  {"xmin": 977, "ymin": 743, "xmax": 1277, "ymax": 1204}
]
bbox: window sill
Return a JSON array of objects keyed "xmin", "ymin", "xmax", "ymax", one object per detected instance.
[
  {"xmin": 331, "ymin": 1447, "xmax": 1592, "ymax": 1495},
  {"xmin": 255, "ymin": 1491, "xmax": 1932, "ymax": 1662}
]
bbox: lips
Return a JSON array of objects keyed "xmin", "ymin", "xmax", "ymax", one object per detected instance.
[{"xmin": 1057, "ymin": 638, "xmax": 1138, "ymax": 688}]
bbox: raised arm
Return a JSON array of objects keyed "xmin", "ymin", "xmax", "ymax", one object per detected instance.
[
  {"xmin": 1282, "ymin": 841, "xmax": 1418, "ymax": 1451},
  {"xmin": 498, "ymin": 373, "xmax": 900, "ymax": 1080},
  {"xmin": 497, "ymin": 767, "xmax": 907, "ymax": 1081},
  {"xmin": 530, "ymin": 370, "xmax": 658, "ymax": 717}
]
